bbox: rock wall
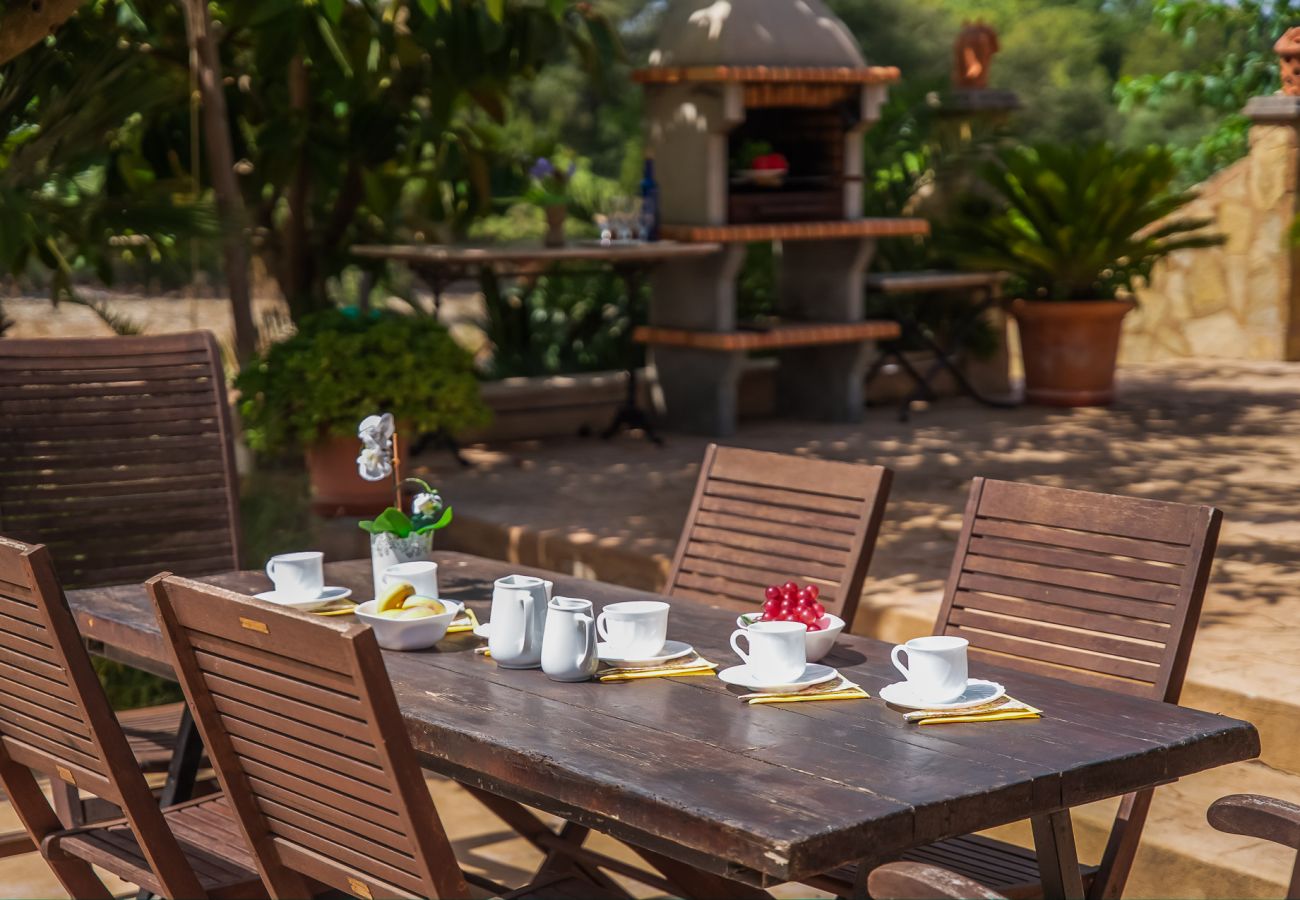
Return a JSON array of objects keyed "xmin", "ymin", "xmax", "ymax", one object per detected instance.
[{"xmin": 1124, "ymin": 106, "xmax": 1300, "ymax": 362}]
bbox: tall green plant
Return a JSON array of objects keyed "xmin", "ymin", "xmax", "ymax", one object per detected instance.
[{"xmin": 945, "ymin": 142, "xmax": 1222, "ymax": 301}]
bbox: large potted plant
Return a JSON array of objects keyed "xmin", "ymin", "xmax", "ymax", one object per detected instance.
[
  {"xmin": 236, "ymin": 309, "xmax": 490, "ymax": 514},
  {"xmin": 947, "ymin": 142, "xmax": 1221, "ymax": 405}
]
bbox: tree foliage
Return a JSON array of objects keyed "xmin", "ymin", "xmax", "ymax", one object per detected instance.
[
  {"xmin": 1115, "ymin": 0, "xmax": 1295, "ymax": 183},
  {"xmin": 0, "ymin": 4, "xmax": 215, "ymax": 330}
]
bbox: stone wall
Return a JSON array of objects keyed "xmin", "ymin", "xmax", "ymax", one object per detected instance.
[{"xmin": 1124, "ymin": 100, "xmax": 1300, "ymax": 362}]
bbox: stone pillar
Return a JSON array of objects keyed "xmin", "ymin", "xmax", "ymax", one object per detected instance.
[
  {"xmin": 1243, "ymin": 95, "xmax": 1300, "ymax": 361},
  {"xmin": 648, "ymin": 346, "xmax": 747, "ymax": 436},
  {"xmin": 643, "ymin": 83, "xmax": 744, "ymax": 226},
  {"xmin": 648, "ymin": 244, "xmax": 746, "ymax": 331},
  {"xmin": 778, "ymin": 237, "xmax": 875, "ymax": 322}
]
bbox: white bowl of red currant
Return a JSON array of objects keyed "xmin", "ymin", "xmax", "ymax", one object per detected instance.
[{"xmin": 736, "ymin": 580, "xmax": 845, "ymax": 663}]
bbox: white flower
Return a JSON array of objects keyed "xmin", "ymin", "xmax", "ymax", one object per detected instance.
[
  {"xmin": 357, "ymin": 412, "xmax": 395, "ymax": 448},
  {"xmin": 412, "ymin": 492, "xmax": 441, "ymax": 517},
  {"xmin": 356, "ymin": 445, "xmax": 393, "ymax": 482}
]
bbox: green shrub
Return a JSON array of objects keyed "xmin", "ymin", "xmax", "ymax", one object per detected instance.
[
  {"xmin": 479, "ymin": 269, "xmax": 644, "ymax": 379},
  {"xmin": 945, "ymin": 142, "xmax": 1222, "ymax": 301},
  {"xmin": 236, "ymin": 309, "xmax": 490, "ymax": 454}
]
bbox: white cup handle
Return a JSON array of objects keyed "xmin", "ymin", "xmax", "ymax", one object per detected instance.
[
  {"xmin": 504, "ymin": 593, "xmax": 532, "ymax": 660},
  {"xmin": 596, "ymin": 612, "xmax": 610, "ymax": 643},
  {"xmin": 576, "ymin": 613, "xmax": 594, "ymax": 665},
  {"xmin": 265, "ymin": 559, "xmax": 277, "ymax": 581},
  {"xmin": 729, "ymin": 629, "xmax": 751, "ymax": 665},
  {"xmin": 891, "ymin": 645, "xmax": 910, "ymax": 679}
]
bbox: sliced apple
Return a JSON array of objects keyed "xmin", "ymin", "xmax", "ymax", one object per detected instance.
[
  {"xmin": 404, "ymin": 596, "xmax": 446, "ymax": 614},
  {"xmin": 394, "ymin": 607, "xmax": 436, "ymax": 620}
]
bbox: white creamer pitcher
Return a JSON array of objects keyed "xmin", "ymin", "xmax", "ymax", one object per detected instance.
[
  {"xmin": 541, "ymin": 597, "xmax": 598, "ymax": 682},
  {"xmin": 489, "ymin": 574, "xmax": 552, "ymax": 668}
]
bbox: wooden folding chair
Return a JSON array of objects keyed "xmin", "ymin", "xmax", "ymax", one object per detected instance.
[
  {"xmin": 0, "ymin": 537, "xmax": 260, "ymax": 898},
  {"xmin": 813, "ymin": 478, "xmax": 1222, "ymax": 900},
  {"xmin": 0, "ymin": 331, "xmax": 240, "ymax": 837},
  {"xmin": 665, "ymin": 444, "xmax": 894, "ymax": 628},
  {"xmin": 1208, "ymin": 794, "xmax": 1300, "ymax": 899},
  {"xmin": 147, "ymin": 572, "xmax": 629, "ymax": 900}
]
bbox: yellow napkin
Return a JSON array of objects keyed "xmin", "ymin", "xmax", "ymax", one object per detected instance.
[
  {"xmin": 748, "ymin": 687, "xmax": 870, "ymax": 705},
  {"xmin": 906, "ymin": 696, "xmax": 1042, "ymax": 725},
  {"xmin": 744, "ymin": 676, "xmax": 869, "ymax": 705},
  {"xmin": 597, "ymin": 654, "xmax": 719, "ymax": 682},
  {"xmin": 313, "ymin": 604, "xmax": 358, "ymax": 617},
  {"xmin": 599, "ymin": 666, "xmax": 717, "ymax": 682},
  {"xmin": 446, "ymin": 607, "xmax": 480, "ymax": 635}
]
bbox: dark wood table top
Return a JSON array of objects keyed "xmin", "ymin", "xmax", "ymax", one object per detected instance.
[{"xmin": 67, "ymin": 552, "xmax": 1260, "ymax": 886}]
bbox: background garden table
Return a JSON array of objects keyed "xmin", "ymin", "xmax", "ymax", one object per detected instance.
[
  {"xmin": 351, "ymin": 241, "xmax": 722, "ymax": 444},
  {"xmin": 66, "ymin": 552, "xmax": 1259, "ymax": 897}
]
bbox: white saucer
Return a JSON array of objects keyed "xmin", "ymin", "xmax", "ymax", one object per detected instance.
[
  {"xmin": 596, "ymin": 640, "xmax": 693, "ymax": 668},
  {"xmin": 717, "ymin": 663, "xmax": 837, "ymax": 693},
  {"xmin": 254, "ymin": 585, "xmax": 352, "ymax": 612},
  {"xmin": 878, "ymin": 679, "xmax": 1006, "ymax": 711},
  {"xmin": 473, "ymin": 622, "xmax": 491, "ymax": 639}
]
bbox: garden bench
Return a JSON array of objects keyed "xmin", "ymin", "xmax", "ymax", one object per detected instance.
[
  {"xmin": 863, "ymin": 270, "xmax": 1017, "ymax": 420},
  {"xmin": 633, "ymin": 319, "xmax": 900, "ymax": 435}
]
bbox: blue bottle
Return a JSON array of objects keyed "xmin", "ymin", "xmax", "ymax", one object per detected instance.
[{"xmin": 639, "ymin": 156, "xmax": 660, "ymax": 241}]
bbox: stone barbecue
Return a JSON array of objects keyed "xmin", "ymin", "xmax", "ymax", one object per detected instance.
[{"xmin": 632, "ymin": 0, "xmax": 929, "ymax": 435}]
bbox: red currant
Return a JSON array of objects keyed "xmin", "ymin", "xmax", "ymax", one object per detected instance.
[
  {"xmin": 806, "ymin": 584, "xmax": 820, "ymax": 601},
  {"xmin": 763, "ymin": 597, "xmax": 780, "ymax": 615},
  {"xmin": 812, "ymin": 601, "xmax": 826, "ymax": 619},
  {"xmin": 782, "ymin": 580, "xmax": 798, "ymax": 593},
  {"xmin": 797, "ymin": 607, "xmax": 818, "ymax": 625},
  {"xmin": 764, "ymin": 585, "xmax": 781, "ymax": 602},
  {"xmin": 807, "ymin": 621, "xmax": 823, "ymax": 632}
]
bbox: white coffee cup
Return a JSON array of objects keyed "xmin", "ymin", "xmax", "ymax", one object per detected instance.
[
  {"xmin": 596, "ymin": 600, "xmax": 669, "ymax": 660},
  {"xmin": 730, "ymin": 620, "xmax": 807, "ymax": 684},
  {"xmin": 265, "ymin": 551, "xmax": 324, "ymax": 599},
  {"xmin": 382, "ymin": 561, "xmax": 439, "ymax": 598},
  {"xmin": 891, "ymin": 635, "xmax": 969, "ymax": 704}
]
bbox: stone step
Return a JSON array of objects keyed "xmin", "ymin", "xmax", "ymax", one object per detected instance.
[{"xmin": 981, "ymin": 759, "xmax": 1300, "ymax": 899}]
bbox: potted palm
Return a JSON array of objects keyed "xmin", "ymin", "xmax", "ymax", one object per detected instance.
[
  {"xmin": 947, "ymin": 143, "xmax": 1221, "ymax": 405},
  {"xmin": 236, "ymin": 309, "xmax": 490, "ymax": 515}
]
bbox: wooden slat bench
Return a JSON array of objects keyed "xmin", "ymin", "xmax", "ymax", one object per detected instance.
[{"xmin": 634, "ymin": 320, "xmax": 901, "ymax": 434}]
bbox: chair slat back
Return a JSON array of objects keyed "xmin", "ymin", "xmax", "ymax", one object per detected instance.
[
  {"xmin": 937, "ymin": 478, "xmax": 1222, "ymax": 702},
  {"xmin": 149, "ymin": 574, "xmax": 469, "ymax": 900},
  {"xmin": 665, "ymin": 444, "xmax": 893, "ymax": 628},
  {"xmin": 0, "ymin": 536, "xmax": 209, "ymax": 897},
  {"xmin": 0, "ymin": 332, "xmax": 240, "ymax": 588}
]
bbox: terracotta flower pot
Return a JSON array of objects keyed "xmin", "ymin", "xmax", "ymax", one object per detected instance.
[
  {"xmin": 1010, "ymin": 298, "xmax": 1135, "ymax": 407},
  {"xmin": 306, "ymin": 432, "xmax": 409, "ymax": 517}
]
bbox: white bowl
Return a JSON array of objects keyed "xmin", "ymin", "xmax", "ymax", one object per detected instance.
[
  {"xmin": 736, "ymin": 612, "xmax": 845, "ymax": 663},
  {"xmin": 355, "ymin": 599, "xmax": 462, "ymax": 651}
]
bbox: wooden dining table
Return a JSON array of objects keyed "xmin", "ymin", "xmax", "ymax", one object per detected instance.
[{"xmin": 66, "ymin": 551, "xmax": 1260, "ymax": 898}]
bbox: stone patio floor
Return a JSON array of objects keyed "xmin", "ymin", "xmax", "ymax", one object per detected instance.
[{"xmin": 3, "ymin": 359, "xmax": 1299, "ymax": 897}]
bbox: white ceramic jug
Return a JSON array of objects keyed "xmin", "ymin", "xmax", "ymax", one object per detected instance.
[
  {"xmin": 489, "ymin": 574, "xmax": 552, "ymax": 668},
  {"xmin": 541, "ymin": 597, "xmax": 599, "ymax": 682}
]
